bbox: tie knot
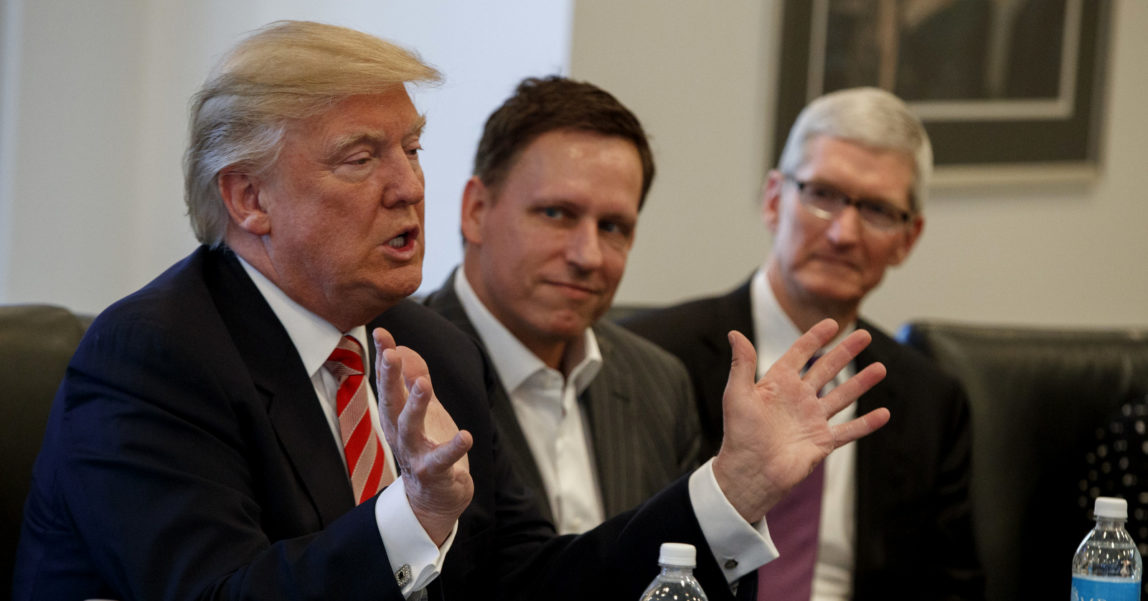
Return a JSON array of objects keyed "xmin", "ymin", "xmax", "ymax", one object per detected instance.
[{"xmin": 325, "ymin": 335, "xmax": 365, "ymax": 379}]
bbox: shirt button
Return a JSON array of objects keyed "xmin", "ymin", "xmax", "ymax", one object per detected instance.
[{"xmin": 724, "ymin": 558, "xmax": 739, "ymax": 570}]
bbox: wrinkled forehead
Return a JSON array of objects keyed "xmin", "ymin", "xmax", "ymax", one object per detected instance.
[{"xmin": 280, "ymin": 89, "xmax": 425, "ymax": 151}]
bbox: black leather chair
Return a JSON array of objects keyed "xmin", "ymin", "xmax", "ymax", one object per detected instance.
[
  {"xmin": 898, "ymin": 320, "xmax": 1148, "ymax": 601},
  {"xmin": 1, "ymin": 304, "xmax": 90, "ymax": 595}
]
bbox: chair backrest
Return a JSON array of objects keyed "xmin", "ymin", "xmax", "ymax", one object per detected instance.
[
  {"xmin": 0, "ymin": 304, "xmax": 90, "ymax": 594},
  {"xmin": 898, "ymin": 320, "xmax": 1148, "ymax": 601}
]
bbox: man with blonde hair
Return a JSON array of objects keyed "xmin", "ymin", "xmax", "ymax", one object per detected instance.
[
  {"xmin": 625, "ymin": 87, "xmax": 984, "ymax": 600},
  {"xmin": 16, "ymin": 23, "xmax": 890, "ymax": 600}
]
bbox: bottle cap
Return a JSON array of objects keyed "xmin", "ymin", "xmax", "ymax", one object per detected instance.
[
  {"xmin": 658, "ymin": 542, "xmax": 697, "ymax": 567},
  {"xmin": 1094, "ymin": 496, "xmax": 1128, "ymax": 519}
]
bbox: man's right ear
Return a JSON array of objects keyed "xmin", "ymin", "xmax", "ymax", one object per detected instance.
[
  {"xmin": 218, "ymin": 168, "xmax": 271, "ymax": 236},
  {"xmin": 761, "ymin": 169, "xmax": 785, "ymax": 233},
  {"xmin": 460, "ymin": 176, "xmax": 491, "ymax": 246}
]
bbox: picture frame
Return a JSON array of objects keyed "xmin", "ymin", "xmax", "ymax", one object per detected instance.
[{"xmin": 771, "ymin": 0, "xmax": 1114, "ymax": 185}]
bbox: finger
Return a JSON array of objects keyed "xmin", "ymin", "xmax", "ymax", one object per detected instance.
[
  {"xmin": 722, "ymin": 330, "xmax": 758, "ymax": 405},
  {"xmin": 397, "ymin": 376, "xmax": 433, "ymax": 445},
  {"xmin": 373, "ymin": 327, "xmax": 397, "ymax": 354},
  {"xmin": 820, "ymin": 362, "xmax": 887, "ymax": 417},
  {"xmin": 395, "ymin": 345, "xmax": 431, "ymax": 389},
  {"xmin": 776, "ymin": 318, "xmax": 840, "ymax": 372},
  {"xmin": 423, "ymin": 430, "xmax": 474, "ymax": 474},
  {"xmin": 830, "ymin": 407, "xmax": 891, "ymax": 448},
  {"xmin": 376, "ymin": 347, "xmax": 409, "ymax": 426},
  {"xmin": 804, "ymin": 328, "xmax": 871, "ymax": 392}
]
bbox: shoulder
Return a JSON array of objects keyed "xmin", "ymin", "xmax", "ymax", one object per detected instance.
[
  {"xmin": 370, "ymin": 300, "xmax": 482, "ymax": 369},
  {"xmin": 862, "ymin": 320, "xmax": 952, "ymax": 381},
  {"xmin": 368, "ymin": 299, "xmax": 491, "ymax": 408},
  {"xmin": 596, "ymin": 320, "xmax": 687, "ymax": 371},
  {"xmin": 619, "ymin": 284, "xmax": 751, "ymax": 366},
  {"xmin": 859, "ymin": 318, "xmax": 969, "ymax": 412},
  {"xmin": 83, "ymin": 247, "xmax": 235, "ymax": 363},
  {"xmin": 621, "ymin": 294, "xmax": 721, "ymax": 335}
]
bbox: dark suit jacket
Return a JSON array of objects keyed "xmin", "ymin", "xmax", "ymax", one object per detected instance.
[
  {"xmin": 622, "ymin": 279, "xmax": 985, "ymax": 601},
  {"xmin": 421, "ymin": 271, "xmax": 702, "ymax": 525},
  {"xmin": 13, "ymin": 246, "xmax": 738, "ymax": 601}
]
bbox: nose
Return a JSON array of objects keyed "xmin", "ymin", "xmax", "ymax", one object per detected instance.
[
  {"xmin": 383, "ymin": 150, "xmax": 424, "ymax": 208},
  {"xmin": 825, "ymin": 204, "xmax": 862, "ymax": 246},
  {"xmin": 566, "ymin": 221, "xmax": 603, "ymax": 272}
]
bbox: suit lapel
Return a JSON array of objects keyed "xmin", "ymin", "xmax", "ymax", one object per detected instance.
[
  {"xmin": 852, "ymin": 319, "xmax": 913, "ymax": 572},
  {"xmin": 422, "ymin": 271, "xmax": 556, "ymax": 524},
  {"xmin": 697, "ymin": 280, "xmax": 755, "ymax": 454},
  {"xmin": 582, "ymin": 329, "xmax": 640, "ymax": 516},
  {"xmin": 207, "ymin": 249, "xmax": 355, "ymax": 524}
]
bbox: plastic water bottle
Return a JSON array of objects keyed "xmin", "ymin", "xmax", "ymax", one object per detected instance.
[
  {"xmin": 639, "ymin": 542, "xmax": 708, "ymax": 601},
  {"xmin": 1071, "ymin": 496, "xmax": 1143, "ymax": 601}
]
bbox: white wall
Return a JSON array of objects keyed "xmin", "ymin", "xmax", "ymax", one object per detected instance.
[
  {"xmin": 571, "ymin": 0, "xmax": 1148, "ymax": 332},
  {"xmin": 0, "ymin": 0, "xmax": 571, "ymax": 314},
  {"xmin": 3, "ymin": 0, "xmax": 1146, "ymax": 332}
]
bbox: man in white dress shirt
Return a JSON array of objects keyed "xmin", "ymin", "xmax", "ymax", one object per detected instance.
[
  {"xmin": 422, "ymin": 76, "xmax": 703, "ymax": 535},
  {"xmin": 624, "ymin": 87, "xmax": 984, "ymax": 600}
]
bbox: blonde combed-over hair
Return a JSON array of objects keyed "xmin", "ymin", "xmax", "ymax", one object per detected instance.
[{"xmin": 184, "ymin": 20, "xmax": 440, "ymax": 246}]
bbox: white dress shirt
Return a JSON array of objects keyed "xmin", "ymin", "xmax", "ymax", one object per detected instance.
[
  {"xmin": 239, "ymin": 257, "xmax": 450, "ymax": 598},
  {"xmin": 750, "ymin": 269, "xmax": 857, "ymax": 601},
  {"xmin": 452, "ymin": 270, "xmax": 606, "ymax": 534},
  {"xmin": 455, "ymin": 269, "xmax": 777, "ymax": 584}
]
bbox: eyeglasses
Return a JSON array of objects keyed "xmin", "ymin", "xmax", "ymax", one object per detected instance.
[{"xmin": 784, "ymin": 174, "xmax": 914, "ymax": 231}]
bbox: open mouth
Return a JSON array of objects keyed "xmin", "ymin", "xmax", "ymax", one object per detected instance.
[{"xmin": 385, "ymin": 227, "xmax": 419, "ymax": 251}]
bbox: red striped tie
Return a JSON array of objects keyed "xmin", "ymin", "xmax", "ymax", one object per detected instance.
[{"xmin": 325, "ymin": 335, "xmax": 393, "ymax": 505}]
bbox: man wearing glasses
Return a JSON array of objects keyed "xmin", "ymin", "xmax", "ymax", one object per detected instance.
[{"xmin": 623, "ymin": 87, "xmax": 984, "ymax": 600}]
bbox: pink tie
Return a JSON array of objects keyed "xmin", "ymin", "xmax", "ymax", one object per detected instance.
[
  {"xmin": 757, "ymin": 353, "xmax": 826, "ymax": 601},
  {"xmin": 325, "ymin": 335, "xmax": 393, "ymax": 505},
  {"xmin": 755, "ymin": 462, "xmax": 824, "ymax": 601}
]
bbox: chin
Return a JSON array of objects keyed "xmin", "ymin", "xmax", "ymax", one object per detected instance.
[{"xmin": 375, "ymin": 272, "xmax": 423, "ymax": 303}]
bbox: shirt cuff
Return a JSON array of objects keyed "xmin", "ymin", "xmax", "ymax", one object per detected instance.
[
  {"xmin": 688, "ymin": 458, "xmax": 779, "ymax": 583},
  {"xmin": 374, "ymin": 477, "xmax": 458, "ymax": 596}
]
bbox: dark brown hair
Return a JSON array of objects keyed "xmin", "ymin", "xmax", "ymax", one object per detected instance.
[{"xmin": 473, "ymin": 76, "xmax": 655, "ymax": 208}]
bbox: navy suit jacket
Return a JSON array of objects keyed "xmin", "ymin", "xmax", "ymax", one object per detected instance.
[
  {"xmin": 622, "ymin": 279, "xmax": 985, "ymax": 600},
  {"xmin": 15, "ymin": 247, "xmax": 738, "ymax": 601}
]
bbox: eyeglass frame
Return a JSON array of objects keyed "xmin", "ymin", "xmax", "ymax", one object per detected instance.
[{"xmin": 781, "ymin": 173, "xmax": 916, "ymax": 231}]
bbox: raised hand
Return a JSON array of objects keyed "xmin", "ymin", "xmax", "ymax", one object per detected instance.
[
  {"xmin": 713, "ymin": 319, "xmax": 891, "ymax": 524},
  {"xmin": 373, "ymin": 327, "xmax": 474, "ymax": 545}
]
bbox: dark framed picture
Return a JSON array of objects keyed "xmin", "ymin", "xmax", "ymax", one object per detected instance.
[{"xmin": 771, "ymin": 0, "xmax": 1113, "ymax": 182}]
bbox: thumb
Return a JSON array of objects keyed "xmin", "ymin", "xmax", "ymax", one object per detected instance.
[{"xmin": 723, "ymin": 330, "xmax": 758, "ymax": 404}]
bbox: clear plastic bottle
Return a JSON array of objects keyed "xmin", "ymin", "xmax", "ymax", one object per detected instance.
[
  {"xmin": 639, "ymin": 542, "xmax": 709, "ymax": 601},
  {"xmin": 1071, "ymin": 496, "xmax": 1143, "ymax": 601}
]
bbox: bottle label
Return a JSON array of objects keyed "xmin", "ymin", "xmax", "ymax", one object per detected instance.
[{"xmin": 1071, "ymin": 575, "xmax": 1141, "ymax": 601}]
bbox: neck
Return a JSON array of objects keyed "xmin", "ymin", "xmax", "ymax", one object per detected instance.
[
  {"xmin": 227, "ymin": 233, "xmax": 388, "ymax": 333},
  {"xmin": 531, "ymin": 340, "xmax": 570, "ymax": 373},
  {"xmin": 765, "ymin": 263, "xmax": 859, "ymax": 333},
  {"xmin": 461, "ymin": 256, "xmax": 572, "ymax": 373}
]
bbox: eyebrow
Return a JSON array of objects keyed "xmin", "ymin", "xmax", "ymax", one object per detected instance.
[{"xmin": 321, "ymin": 114, "xmax": 428, "ymax": 162}]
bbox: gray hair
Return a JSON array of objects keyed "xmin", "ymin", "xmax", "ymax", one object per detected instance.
[
  {"xmin": 184, "ymin": 20, "xmax": 440, "ymax": 246},
  {"xmin": 776, "ymin": 87, "xmax": 932, "ymax": 211}
]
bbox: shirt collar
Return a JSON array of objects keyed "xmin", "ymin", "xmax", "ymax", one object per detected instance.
[
  {"xmin": 237, "ymin": 255, "xmax": 369, "ymax": 376},
  {"xmin": 454, "ymin": 268, "xmax": 602, "ymax": 395},
  {"xmin": 750, "ymin": 268, "xmax": 855, "ymax": 374}
]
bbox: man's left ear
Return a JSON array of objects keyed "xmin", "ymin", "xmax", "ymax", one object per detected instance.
[{"xmin": 891, "ymin": 216, "xmax": 925, "ymax": 266}]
